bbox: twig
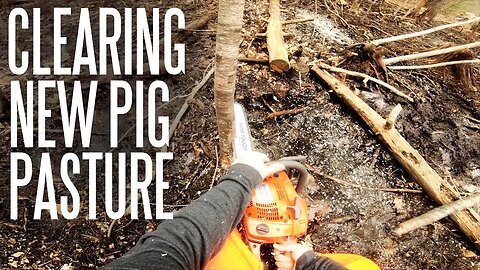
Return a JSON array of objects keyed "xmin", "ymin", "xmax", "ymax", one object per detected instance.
[
  {"xmin": 466, "ymin": 116, "xmax": 480, "ymax": 125},
  {"xmin": 238, "ymin": 57, "xmax": 270, "ymax": 64},
  {"xmin": 184, "ymin": 161, "xmax": 212, "ymax": 191},
  {"xmin": 316, "ymin": 215, "xmax": 357, "ymax": 226},
  {"xmin": 317, "ymin": 63, "xmax": 413, "ymax": 102},
  {"xmin": 267, "ymin": 108, "xmax": 306, "ymax": 119},
  {"xmin": 169, "ymin": 67, "xmax": 215, "ymax": 140},
  {"xmin": 464, "ymin": 123, "xmax": 480, "ymax": 130},
  {"xmin": 0, "ymin": 221, "xmax": 21, "ymax": 229},
  {"xmin": 383, "ymin": 41, "xmax": 480, "ymax": 65},
  {"xmin": 307, "ymin": 164, "xmax": 423, "ymax": 194},
  {"xmin": 112, "ymin": 67, "xmax": 214, "ymax": 152},
  {"xmin": 107, "ymin": 220, "xmax": 117, "ymax": 239},
  {"xmin": 298, "ymin": 70, "xmax": 302, "ymax": 92},
  {"xmin": 209, "ymin": 146, "xmax": 219, "ymax": 190},
  {"xmin": 256, "ymin": 32, "xmax": 295, "ymax": 38},
  {"xmin": 323, "ymin": 0, "xmax": 349, "ymax": 27},
  {"xmin": 372, "ymin": 16, "xmax": 480, "ymax": 46},
  {"xmin": 164, "ymin": 204, "xmax": 188, "ymax": 207},
  {"xmin": 282, "ymin": 18, "xmax": 314, "ymax": 25},
  {"xmin": 393, "ymin": 193, "xmax": 480, "ymax": 236},
  {"xmin": 107, "ymin": 195, "xmax": 132, "ymax": 238},
  {"xmin": 388, "ymin": 59, "xmax": 480, "ymax": 70}
]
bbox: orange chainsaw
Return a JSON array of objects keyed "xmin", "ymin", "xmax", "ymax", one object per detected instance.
[
  {"xmin": 205, "ymin": 103, "xmax": 380, "ymax": 270},
  {"xmin": 243, "ymin": 158, "xmax": 310, "ymax": 257}
]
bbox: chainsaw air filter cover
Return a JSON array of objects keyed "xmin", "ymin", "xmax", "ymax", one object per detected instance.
[{"xmin": 243, "ymin": 170, "xmax": 309, "ymax": 244}]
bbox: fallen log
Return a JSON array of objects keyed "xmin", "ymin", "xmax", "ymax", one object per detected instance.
[
  {"xmin": 388, "ymin": 59, "xmax": 480, "ymax": 70},
  {"xmin": 371, "ymin": 16, "xmax": 480, "ymax": 46},
  {"xmin": 383, "ymin": 41, "xmax": 480, "ymax": 65},
  {"xmin": 311, "ymin": 64, "xmax": 480, "ymax": 250},
  {"xmin": 266, "ymin": 0, "xmax": 290, "ymax": 73},
  {"xmin": 393, "ymin": 193, "xmax": 480, "ymax": 236}
]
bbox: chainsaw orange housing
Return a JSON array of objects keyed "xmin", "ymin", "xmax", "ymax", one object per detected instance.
[{"xmin": 244, "ymin": 171, "xmax": 309, "ymax": 247}]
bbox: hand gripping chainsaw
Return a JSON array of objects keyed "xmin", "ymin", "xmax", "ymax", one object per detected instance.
[{"xmin": 205, "ymin": 103, "xmax": 380, "ymax": 270}]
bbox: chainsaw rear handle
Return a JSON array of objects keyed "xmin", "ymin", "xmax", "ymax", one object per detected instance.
[{"xmin": 271, "ymin": 160, "xmax": 308, "ymax": 194}]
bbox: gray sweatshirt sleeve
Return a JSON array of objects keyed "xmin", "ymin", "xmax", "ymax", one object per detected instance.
[
  {"xmin": 103, "ymin": 163, "xmax": 262, "ymax": 270},
  {"xmin": 295, "ymin": 251, "xmax": 348, "ymax": 270}
]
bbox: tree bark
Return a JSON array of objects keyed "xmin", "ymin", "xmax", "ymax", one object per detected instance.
[
  {"xmin": 214, "ymin": 0, "xmax": 245, "ymax": 165},
  {"xmin": 267, "ymin": 0, "xmax": 290, "ymax": 73}
]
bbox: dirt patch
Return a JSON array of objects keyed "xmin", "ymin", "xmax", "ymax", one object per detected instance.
[{"xmin": 1, "ymin": 0, "xmax": 479, "ymax": 269}]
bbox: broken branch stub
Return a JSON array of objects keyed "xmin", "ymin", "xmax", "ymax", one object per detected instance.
[{"xmin": 385, "ymin": 104, "xmax": 402, "ymax": 130}]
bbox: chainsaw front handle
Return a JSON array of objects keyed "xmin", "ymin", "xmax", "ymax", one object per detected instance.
[{"xmin": 272, "ymin": 160, "xmax": 308, "ymax": 194}]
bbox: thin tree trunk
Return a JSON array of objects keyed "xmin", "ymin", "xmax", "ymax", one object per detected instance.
[{"xmin": 214, "ymin": 0, "xmax": 245, "ymax": 166}]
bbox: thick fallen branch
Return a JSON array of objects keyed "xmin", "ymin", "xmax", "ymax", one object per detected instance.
[
  {"xmin": 311, "ymin": 64, "xmax": 480, "ymax": 250},
  {"xmin": 383, "ymin": 41, "xmax": 480, "ymax": 65},
  {"xmin": 318, "ymin": 63, "xmax": 413, "ymax": 102},
  {"xmin": 388, "ymin": 59, "xmax": 480, "ymax": 70},
  {"xmin": 266, "ymin": 0, "xmax": 290, "ymax": 72},
  {"xmin": 393, "ymin": 193, "xmax": 480, "ymax": 236},
  {"xmin": 371, "ymin": 16, "xmax": 480, "ymax": 46}
]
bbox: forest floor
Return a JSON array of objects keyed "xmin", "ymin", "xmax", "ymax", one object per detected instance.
[{"xmin": 0, "ymin": 0, "xmax": 479, "ymax": 269}]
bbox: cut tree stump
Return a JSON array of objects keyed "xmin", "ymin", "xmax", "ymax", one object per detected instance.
[
  {"xmin": 311, "ymin": 64, "xmax": 480, "ymax": 250},
  {"xmin": 267, "ymin": 0, "xmax": 290, "ymax": 73}
]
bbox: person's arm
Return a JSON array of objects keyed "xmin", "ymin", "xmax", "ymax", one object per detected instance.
[
  {"xmin": 295, "ymin": 251, "xmax": 348, "ymax": 270},
  {"xmin": 104, "ymin": 152, "xmax": 284, "ymax": 270},
  {"xmin": 274, "ymin": 244, "xmax": 348, "ymax": 270}
]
